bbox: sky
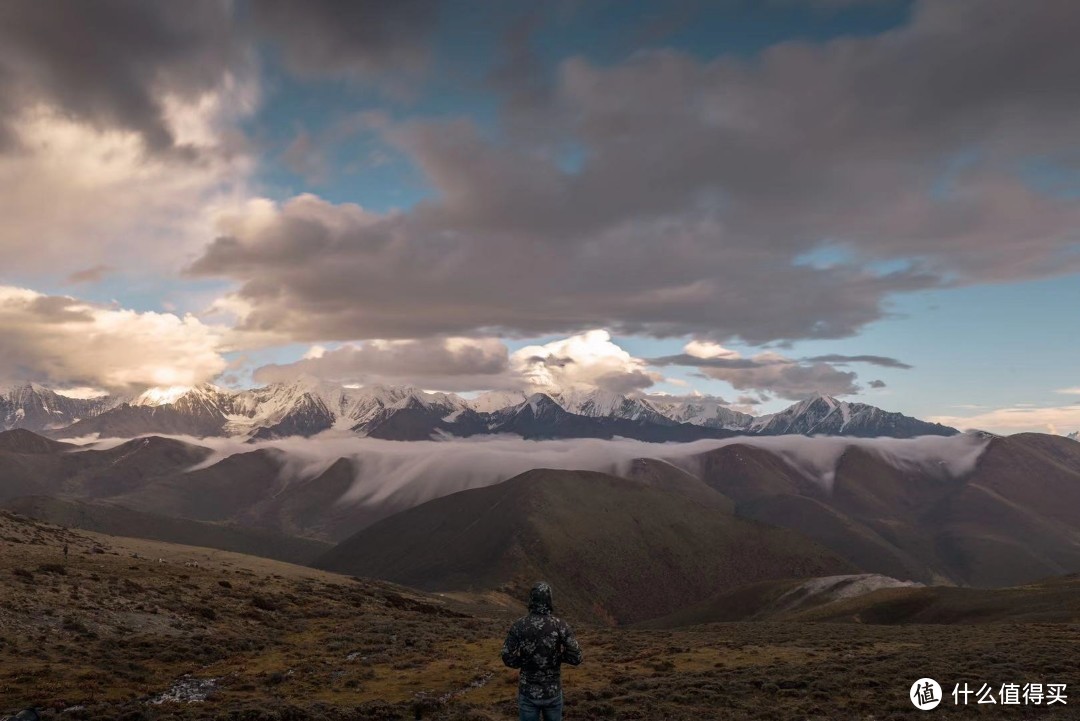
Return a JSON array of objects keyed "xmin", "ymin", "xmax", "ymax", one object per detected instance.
[{"xmin": 0, "ymin": 0, "xmax": 1078, "ymax": 434}]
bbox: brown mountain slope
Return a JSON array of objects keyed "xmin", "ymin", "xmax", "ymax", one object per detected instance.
[
  {"xmin": 0, "ymin": 428, "xmax": 74, "ymax": 454},
  {"xmin": 238, "ymin": 457, "xmax": 390, "ymax": 542},
  {"xmin": 620, "ymin": 457, "xmax": 735, "ymax": 512},
  {"xmin": 644, "ymin": 572, "xmax": 1080, "ymax": 627},
  {"xmin": 315, "ymin": 468, "xmax": 853, "ymax": 625},
  {"xmin": 0, "ymin": 431, "xmax": 392, "ymax": 543},
  {"xmin": 114, "ymin": 448, "xmax": 285, "ymax": 522},
  {"xmin": 1, "ymin": 495, "xmax": 330, "ymax": 565},
  {"xmin": 961, "ymin": 433, "xmax": 1080, "ymax": 528},
  {"xmin": 736, "ymin": 494, "xmax": 931, "ymax": 582},
  {"xmin": 791, "ymin": 573, "xmax": 1080, "ymax": 624},
  {"xmin": 0, "ymin": 432, "xmax": 212, "ymax": 501},
  {"xmin": 694, "ymin": 433, "xmax": 1080, "ymax": 588},
  {"xmin": 694, "ymin": 443, "xmax": 818, "ymax": 502}
]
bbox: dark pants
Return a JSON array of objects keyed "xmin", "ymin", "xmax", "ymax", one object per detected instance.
[{"xmin": 518, "ymin": 693, "xmax": 563, "ymax": 721}]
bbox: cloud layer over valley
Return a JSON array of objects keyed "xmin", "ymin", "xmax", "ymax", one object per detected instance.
[{"xmin": 63, "ymin": 432, "xmax": 992, "ymax": 512}]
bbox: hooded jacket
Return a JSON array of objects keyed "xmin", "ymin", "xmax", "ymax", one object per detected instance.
[{"xmin": 501, "ymin": 582, "xmax": 583, "ymax": 700}]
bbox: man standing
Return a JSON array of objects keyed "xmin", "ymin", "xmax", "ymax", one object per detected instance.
[{"xmin": 501, "ymin": 581, "xmax": 583, "ymax": 721}]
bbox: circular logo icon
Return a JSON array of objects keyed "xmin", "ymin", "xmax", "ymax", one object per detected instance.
[{"xmin": 910, "ymin": 678, "xmax": 942, "ymax": 710}]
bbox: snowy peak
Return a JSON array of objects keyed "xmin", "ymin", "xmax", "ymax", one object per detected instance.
[
  {"xmin": 644, "ymin": 395, "xmax": 754, "ymax": 430},
  {"xmin": 133, "ymin": 386, "xmax": 193, "ymax": 407},
  {"xmin": 751, "ymin": 394, "xmax": 955, "ymax": 438},
  {"xmin": 0, "ymin": 382, "xmax": 117, "ymax": 432},
  {"xmin": 11, "ymin": 380, "xmax": 957, "ymax": 441},
  {"xmin": 468, "ymin": 388, "xmax": 749, "ymax": 429},
  {"xmin": 522, "ymin": 392, "xmax": 562, "ymax": 417},
  {"xmin": 134, "ymin": 384, "xmax": 234, "ymax": 415},
  {"xmin": 552, "ymin": 388, "xmax": 673, "ymax": 425},
  {"xmin": 469, "ymin": 390, "xmax": 527, "ymax": 414}
]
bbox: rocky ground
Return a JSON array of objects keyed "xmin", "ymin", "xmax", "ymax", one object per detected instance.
[{"xmin": 1, "ymin": 510, "xmax": 1078, "ymax": 720}]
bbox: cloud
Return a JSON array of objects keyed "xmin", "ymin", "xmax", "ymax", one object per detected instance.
[
  {"xmin": 0, "ymin": 2, "xmax": 259, "ymax": 278},
  {"xmin": 512, "ymin": 330, "xmax": 661, "ymax": 394},
  {"xmin": 253, "ymin": 337, "xmax": 514, "ymax": 392},
  {"xmin": 930, "ymin": 404, "xmax": 1080, "ymax": 436},
  {"xmin": 0, "ymin": 0, "xmax": 247, "ymax": 154},
  {"xmin": 1055, "ymin": 387, "xmax": 1080, "ymax": 395},
  {"xmin": 868, "ymin": 379, "xmax": 887, "ymax": 389},
  {"xmin": 252, "ymin": 329, "xmax": 662, "ymax": 395},
  {"xmin": 278, "ymin": 113, "xmax": 383, "ymax": 185},
  {"xmin": 63, "ymin": 432, "xmax": 992, "ymax": 511},
  {"xmin": 704, "ymin": 359, "xmax": 860, "ymax": 401},
  {"xmin": 191, "ymin": 193, "xmax": 930, "ymax": 343},
  {"xmin": 683, "ymin": 340, "xmax": 741, "ymax": 360},
  {"xmin": 65, "ymin": 265, "xmax": 114, "ymax": 285},
  {"xmin": 251, "ymin": 0, "xmax": 438, "ymax": 82},
  {"xmin": 803, "ymin": 354, "xmax": 912, "ymax": 369},
  {"xmin": 0, "ymin": 82, "xmax": 256, "ymax": 277},
  {"xmin": 281, "ymin": 128, "xmax": 330, "ymax": 184},
  {"xmin": 0, "ymin": 286, "xmax": 228, "ymax": 392},
  {"xmin": 190, "ymin": 1, "xmax": 1080, "ymax": 346},
  {"xmin": 648, "ymin": 344, "xmax": 863, "ymax": 400}
]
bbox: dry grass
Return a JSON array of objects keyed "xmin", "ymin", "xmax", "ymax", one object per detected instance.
[{"xmin": 1, "ymin": 511, "xmax": 1079, "ymax": 720}]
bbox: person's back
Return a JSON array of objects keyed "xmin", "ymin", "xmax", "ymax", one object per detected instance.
[{"xmin": 501, "ymin": 581, "xmax": 583, "ymax": 721}]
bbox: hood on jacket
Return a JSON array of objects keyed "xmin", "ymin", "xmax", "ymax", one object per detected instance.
[{"xmin": 528, "ymin": 581, "xmax": 554, "ymax": 615}]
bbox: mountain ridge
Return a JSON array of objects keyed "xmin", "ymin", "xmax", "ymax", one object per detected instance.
[
  {"xmin": 313, "ymin": 468, "xmax": 855, "ymax": 624},
  {"xmin": 2, "ymin": 381, "xmax": 958, "ymax": 441}
]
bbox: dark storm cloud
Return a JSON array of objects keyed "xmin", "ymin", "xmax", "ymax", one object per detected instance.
[
  {"xmin": 191, "ymin": 0, "xmax": 1080, "ymax": 345},
  {"xmin": 191, "ymin": 194, "xmax": 931, "ymax": 342},
  {"xmin": 0, "ymin": 0, "xmax": 243, "ymax": 153},
  {"xmin": 251, "ymin": 0, "xmax": 439, "ymax": 80}
]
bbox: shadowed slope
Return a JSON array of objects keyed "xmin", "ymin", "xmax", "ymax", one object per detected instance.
[
  {"xmin": 315, "ymin": 468, "xmax": 853, "ymax": 624},
  {"xmin": 693, "ymin": 434, "xmax": 1080, "ymax": 587}
]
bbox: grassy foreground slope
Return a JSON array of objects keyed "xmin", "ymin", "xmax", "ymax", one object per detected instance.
[
  {"xmin": 2, "ymin": 510, "xmax": 1079, "ymax": 720},
  {"xmin": 0, "ymin": 495, "xmax": 331, "ymax": 565}
]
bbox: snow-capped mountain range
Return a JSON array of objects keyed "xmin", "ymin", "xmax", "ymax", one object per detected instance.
[
  {"xmin": 0, "ymin": 383, "xmax": 115, "ymax": 432},
  {"xmin": 0, "ymin": 379, "xmax": 957, "ymax": 441}
]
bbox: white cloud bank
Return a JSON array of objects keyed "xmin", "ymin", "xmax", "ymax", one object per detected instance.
[
  {"xmin": 931, "ymin": 405, "xmax": 1080, "ymax": 436},
  {"xmin": 66, "ymin": 432, "xmax": 992, "ymax": 512},
  {"xmin": 0, "ymin": 286, "xmax": 228, "ymax": 392}
]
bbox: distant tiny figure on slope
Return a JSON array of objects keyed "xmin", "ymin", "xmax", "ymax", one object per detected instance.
[{"xmin": 501, "ymin": 581, "xmax": 583, "ymax": 721}]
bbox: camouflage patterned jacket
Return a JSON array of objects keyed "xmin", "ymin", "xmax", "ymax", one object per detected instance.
[{"xmin": 501, "ymin": 582, "xmax": 583, "ymax": 700}]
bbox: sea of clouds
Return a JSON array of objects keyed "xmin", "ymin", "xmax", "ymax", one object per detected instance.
[{"xmin": 60, "ymin": 431, "xmax": 992, "ymax": 513}]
